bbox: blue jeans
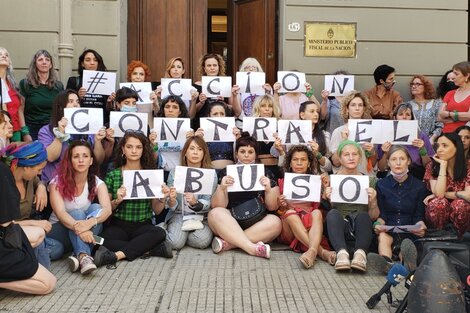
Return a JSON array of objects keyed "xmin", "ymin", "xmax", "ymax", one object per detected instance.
[
  {"xmin": 34, "ymin": 240, "xmax": 51, "ymax": 269},
  {"xmin": 47, "ymin": 203, "xmax": 103, "ymax": 258}
]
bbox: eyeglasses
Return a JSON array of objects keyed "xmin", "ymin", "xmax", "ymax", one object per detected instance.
[{"xmin": 410, "ymin": 82, "xmax": 424, "ymax": 87}]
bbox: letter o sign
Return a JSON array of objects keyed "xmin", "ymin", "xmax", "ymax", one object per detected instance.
[{"xmin": 338, "ymin": 177, "xmax": 360, "ymax": 202}]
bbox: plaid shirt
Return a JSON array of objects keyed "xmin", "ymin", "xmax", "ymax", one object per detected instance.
[{"xmin": 105, "ymin": 168, "xmax": 153, "ymax": 222}]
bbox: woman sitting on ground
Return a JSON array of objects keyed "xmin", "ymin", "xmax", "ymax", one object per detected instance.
[
  {"xmin": 96, "ymin": 131, "xmax": 172, "ymax": 268},
  {"xmin": 375, "ymin": 145, "xmax": 428, "ymax": 261},
  {"xmin": 423, "ymin": 132, "xmax": 470, "ymax": 238},
  {"xmin": 277, "ymin": 145, "xmax": 336, "ymax": 268},
  {"xmin": 0, "ymin": 161, "xmax": 56, "ymax": 295},
  {"xmin": 48, "ymin": 141, "xmax": 111, "ymax": 275},
  {"xmin": 165, "ymin": 136, "xmax": 217, "ymax": 250},
  {"xmin": 208, "ymin": 133, "xmax": 282, "ymax": 259},
  {"xmin": 324, "ymin": 140, "xmax": 380, "ymax": 272},
  {"xmin": 1, "ymin": 141, "xmax": 53, "ymax": 268}
]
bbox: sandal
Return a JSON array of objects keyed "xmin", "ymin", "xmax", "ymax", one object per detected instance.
[
  {"xmin": 299, "ymin": 248, "xmax": 317, "ymax": 269},
  {"xmin": 351, "ymin": 249, "xmax": 367, "ymax": 272},
  {"xmin": 319, "ymin": 249, "xmax": 337, "ymax": 266},
  {"xmin": 335, "ymin": 249, "xmax": 350, "ymax": 271}
]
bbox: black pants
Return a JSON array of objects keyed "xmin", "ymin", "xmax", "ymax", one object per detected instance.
[
  {"xmin": 101, "ymin": 218, "xmax": 166, "ymax": 261},
  {"xmin": 326, "ymin": 209, "xmax": 372, "ymax": 253}
]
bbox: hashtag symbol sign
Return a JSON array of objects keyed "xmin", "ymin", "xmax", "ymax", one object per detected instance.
[
  {"xmin": 87, "ymin": 72, "xmax": 108, "ymax": 93},
  {"xmin": 129, "ymin": 84, "xmax": 143, "ymax": 102}
]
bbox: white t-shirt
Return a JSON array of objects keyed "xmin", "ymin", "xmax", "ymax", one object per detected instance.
[{"xmin": 49, "ymin": 176, "xmax": 104, "ymax": 224}]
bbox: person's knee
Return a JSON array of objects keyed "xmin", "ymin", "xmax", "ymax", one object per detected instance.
[
  {"xmin": 40, "ymin": 273, "xmax": 56, "ymax": 295},
  {"xmin": 167, "ymin": 229, "xmax": 187, "ymax": 250},
  {"xmin": 265, "ymin": 214, "xmax": 282, "ymax": 233},
  {"xmin": 29, "ymin": 229, "xmax": 46, "ymax": 248},
  {"xmin": 187, "ymin": 228, "xmax": 213, "ymax": 249},
  {"xmin": 208, "ymin": 207, "xmax": 228, "ymax": 225},
  {"xmin": 311, "ymin": 209, "xmax": 322, "ymax": 220}
]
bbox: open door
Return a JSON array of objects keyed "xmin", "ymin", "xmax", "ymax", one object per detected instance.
[
  {"xmin": 127, "ymin": 0, "xmax": 207, "ymax": 81},
  {"xmin": 230, "ymin": 0, "xmax": 277, "ymax": 84}
]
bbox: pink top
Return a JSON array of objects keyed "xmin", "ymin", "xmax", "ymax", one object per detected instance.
[{"xmin": 280, "ymin": 93, "xmax": 309, "ymax": 120}]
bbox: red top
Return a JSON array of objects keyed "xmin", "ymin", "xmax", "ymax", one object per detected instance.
[
  {"xmin": 5, "ymin": 83, "xmax": 21, "ymax": 131},
  {"xmin": 443, "ymin": 89, "xmax": 470, "ymax": 133}
]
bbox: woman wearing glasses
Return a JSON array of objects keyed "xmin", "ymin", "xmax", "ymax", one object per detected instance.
[{"xmin": 406, "ymin": 75, "xmax": 443, "ymax": 143}]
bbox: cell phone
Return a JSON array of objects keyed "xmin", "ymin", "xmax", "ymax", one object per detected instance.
[{"xmin": 93, "ymin": 235, "xmax": 104, "ymax": 245}]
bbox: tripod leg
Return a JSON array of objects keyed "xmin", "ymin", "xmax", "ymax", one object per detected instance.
[{"xmin": 395, "ymin": 291, "xmax": 408, "ymax": 313}]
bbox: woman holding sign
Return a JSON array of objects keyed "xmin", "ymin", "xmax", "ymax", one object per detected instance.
[
  {"xmin": 165, "ymin": 136, "xmax": 217, "ymax": 249},
  {"xmin": 277, "ymin": 145, "xmax": 336, "ymax": 268},
  {"xmin": 329, "ymin": 90, "xmax": 376, "ymax": 175},
  {"xmin": 376, "ymin": 103, "xmax": 434, "ymax": 180},
  {"xmin": 423, "ymin": 132, "xmax": 470, "ymax": 238},
  {"xmin": 38, "ymin": 89, "xmax": 106, "ymax": 183},
  {"xmin": 48, "ymin": 141, "xmax": 112, "ymax": 275},
  {"xmin": 375, "ymin": 145, "xmax": 428, "ymax": 261},
  {"xmin": 208, "ymin": 134, "xmax": 281, "ymax": 259},
  {"xmin": 66, "ymin": 49, "xmax": 115, "ymax": 124},
  {"xmin": 324, "ymin": 140, "xmax": 380, "ymax": 272},
  {"xmin": 97, "ymin": 131, "xmax": 171, "ymax": 268}
]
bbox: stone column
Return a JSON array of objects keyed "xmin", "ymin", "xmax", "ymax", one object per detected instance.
[{"xmin": 58, "ymin": 0, "xmax": 74, "ymax": 83}]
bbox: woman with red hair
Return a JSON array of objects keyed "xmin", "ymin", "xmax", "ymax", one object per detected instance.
[
  {"xmin": 47, "ymin": 141, "xmax": 111, "ymax": 275},
  {"xmin": 406, "ymin": 75, "xmax": 443, "ymax": 143},
  {"xmin": 126, "ymin": 60, "xmax": 159, "ymax": 115}
]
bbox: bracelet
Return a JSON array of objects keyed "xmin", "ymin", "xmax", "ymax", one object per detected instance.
[
  {"xmin": 305, "ymin": 90, "xmax": 314, "ymax": 98},
  {"xmin": 373, "ymin": 221, "xmax": 382, "ymax": 227},
  {"xmin": 153, "ymin": 144, "xmax": 158, "ymax": 152},
  {"xmin": 438, "ymin": 174, "xmax": 446, "ymax": 177},
  {"xmin": 453, "ymin": 110, "xmax": 459, "ymax": 122},
  {"xmin": 20, "ymin": 125, "xmax": 30, "ymax": 136},
  {"xmin": 364, "ymin": 150, "xmax": 372, "ymax": 158},
  {"xmin": 52, "ymin": 127, "xmax": 70, "ymax": 142},
  {"xmin": 419, "ymin": 147, "xmax": 427, "ymax": 156},
  {"xmin": 448, "ymin": 111, "xmax": 451, "ymax": 118},
  {"xmin": 315, "ymin": 152, "xmax": 323, "ymax": 161}
]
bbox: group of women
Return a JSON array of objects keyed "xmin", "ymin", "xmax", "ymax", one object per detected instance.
[{"xmin": 0, "ymin": 46, "xmax": 469, "ymax": 295}]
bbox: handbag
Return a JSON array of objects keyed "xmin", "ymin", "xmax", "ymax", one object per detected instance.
[{"xmin": 231, "ymin": 197, "xmax": 267, "ymax": 229}]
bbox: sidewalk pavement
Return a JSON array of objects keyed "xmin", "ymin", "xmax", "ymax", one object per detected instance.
[{"xmin": 0, "ymin": 246, "xmax": 407, "ymax": 313}]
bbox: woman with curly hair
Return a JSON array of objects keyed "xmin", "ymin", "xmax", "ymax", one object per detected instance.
[
  {"xmin": 329, "ymin": 90, "xmax": 376, "ymax": 175},
  {"xmin": 277, "ymin": 145, "xmax": 336, "ymax": 268},
  {"xmin": 406, "ymin": 75, "xmax": 443, "ymax": 143},
  {"xmin": 96, "ymin": 131, "xmax": 172, "ymax": 268},
  {"xmin": 47, "ymin": 141, "xmax": 112, "ymax": 275}
]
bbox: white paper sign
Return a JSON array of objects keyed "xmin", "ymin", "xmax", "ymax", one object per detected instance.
[
  {"xmin": 226, "ymin": 164, "xmax": 265, "ymax": 192},
  {"xmin": 330, "ymin": 175, "xmax": 369, "ymax": 204},
  {"xmin": 277, "ymin": 120, "xmax": 312, "ymax": 144},
  {"xmin": 174, "ymin": 166, "xmax": 216, "ymax": 195},
  {"xmin": 110, "ymin": 112, "xmax": 148, "ymax": 137},
  {"xmin": 123, "ymin": 169, "xmax": 164, "ymax": 199},
  {"xmin": 82, "ymin": 70, "xmax": 116, "ymax": 95},
  {"xmin": 236, "ymin": 72, "xmax": 266, "ymax": 95},
  {"xmin": 347, "ymin": 119, "xmax": 418, "ymax": 144},
  {"xmin": 202, "ymin": 76, "xmax": 232, "ymax": 98},
  {"xmin": 153, "ymin": 118, "xmax": 191, "ymax": 143},
  {"xmin": 0, "ymin": 79, "xmax": 11, "ymax": 104},
  {"xmin": 243, "ymin": 117, "xmax": 277, "ymax": 142},
  {"xmin": 277, "ymin": 71, "xmax": 306, "ymax": 93},
  {"xmin": 119, "ymin": 82, "xmax": 153, "ymax": 104},
  {"xmin": 200, "ymin": 117, "xmax": 236, "ymax": 142},
  {"xmin": 64, "ymin": 108, "xmax": 103, "ymax": 134},
  {"xmin": 283, "ymin": 173, "xmax": 322, "ymax": 202},
  {"xmin": 161, "ymin": 78, "xmax": 192, "ymax": 101},
  {"xmin": 324, "ymin": 75, "xmax": 355, "ymax": 96}
]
